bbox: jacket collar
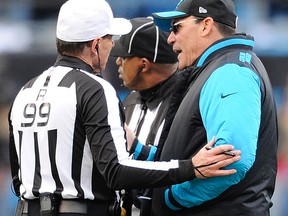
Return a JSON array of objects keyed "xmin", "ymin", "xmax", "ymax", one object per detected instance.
[
  {"xmin": 196, "ymin": 34, "xmax": 254, "ymax": 67},
  {"xmin": 139, "ymin": 71, "xmax": 178, "ymax": 110}
]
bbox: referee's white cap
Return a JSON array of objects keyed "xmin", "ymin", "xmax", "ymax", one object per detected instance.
[{"xmin": 56, "ymin": 0, "xmax": 132, "ymax": 42}]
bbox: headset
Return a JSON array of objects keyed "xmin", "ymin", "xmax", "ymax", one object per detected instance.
[
  {"xmin": 121, "ymin": 66, "xmax": 143, "ymax": 87},
  {"xmin": 95, "ymin": 43, "xmax": 101, "ymax": 75},
  {"xmin": 95, "ymin": 43, "xmax": 99, "ymax": 54}
]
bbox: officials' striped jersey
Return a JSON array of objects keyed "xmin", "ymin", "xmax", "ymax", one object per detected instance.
[
  {"xmin": 9, "ymin": 55, "xmax": 194, "ymax": 201},
  {"xmin": 123, "ymin": 73, "xmax": 177, "ymax": 161}
]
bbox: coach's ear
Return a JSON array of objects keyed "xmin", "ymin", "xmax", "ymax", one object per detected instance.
[{"xmin": 201, "ymin": 17, "xmax": 214, "ymax": 36}]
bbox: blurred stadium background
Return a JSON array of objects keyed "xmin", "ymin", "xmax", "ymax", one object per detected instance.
[{"xmin": 1, "ymin": 0, "xmax": 288, "ymax": 215}]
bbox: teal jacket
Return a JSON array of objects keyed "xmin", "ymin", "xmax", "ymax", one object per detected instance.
[{"xmin": 133, "ymin": 34, "xmax": 278, "ymax": 215}]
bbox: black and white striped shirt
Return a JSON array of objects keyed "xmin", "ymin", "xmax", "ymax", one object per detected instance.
[{"xmin": 9, "ymin": 55, "xmax": 195, "ymax": 202}]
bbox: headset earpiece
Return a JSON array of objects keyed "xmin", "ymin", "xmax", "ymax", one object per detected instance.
[{"xmin": 95, "ymin": 43, "xmax": 99, "ymax": 52}]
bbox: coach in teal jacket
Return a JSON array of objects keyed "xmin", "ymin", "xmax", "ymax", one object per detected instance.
[{"xmin": 132, "ymin": 0, "xmax": 278, "ymax": 215}]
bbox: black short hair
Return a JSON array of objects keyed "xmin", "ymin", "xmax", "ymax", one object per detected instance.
[
  {"xmin": 194, "ymin": 17, "xmax": 236, "ymax": 36},
  {"xmin": 215, "ymin": 22, "xmax": 236, "ymax": 36},
  {"xmin": 56, "ymin": 38, "xmax": 93, "ymax": 56}
]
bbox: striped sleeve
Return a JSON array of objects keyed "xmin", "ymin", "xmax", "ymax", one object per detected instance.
[
  {"xmin": 129, "ymin": 138, "xmax": 157, "ymax": 161},
  {"xmin": 82, "ymin": 73, "xmax": 196, "ymax": 189}
]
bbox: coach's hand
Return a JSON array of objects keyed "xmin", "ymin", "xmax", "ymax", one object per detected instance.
[{"xmin": 191, "ymin": 137, "xmax": 241, "ymax": 179}]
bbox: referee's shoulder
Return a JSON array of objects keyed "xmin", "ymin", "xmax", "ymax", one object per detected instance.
[{"xmin": 75, "ymin": 70, "xmax": 117, "ymax": 94}]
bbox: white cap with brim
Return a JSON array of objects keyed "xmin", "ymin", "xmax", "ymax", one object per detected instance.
[{"xmin": 56, "ymin": 0, "xmax": 132, "ymax": 42}]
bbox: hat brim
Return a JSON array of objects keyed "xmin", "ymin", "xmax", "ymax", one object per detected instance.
[
  {"xmin": 152, "ymin": 11, "xmax": 188, "ymax": 32},
  {"xmin": 110, "ymin": 39, "xmax": 135, "ymax": 58},
  {"xmin": 108, "ymin": 18, "xmax": 132, "ymax": 36}
]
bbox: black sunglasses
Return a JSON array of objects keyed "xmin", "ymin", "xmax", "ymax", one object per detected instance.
[{"xmin": 170, "ymin": 18, "xmax": 203, "ymax": 34}]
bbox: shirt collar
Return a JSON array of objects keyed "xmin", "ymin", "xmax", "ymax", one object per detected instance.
[
  {"xmin": 196, "ymin": 34, "xmax": 254, "ymax": 67},
  {"xmin": 139, "ymin": 71, "xmax": 178, "ymax": 110},
  {"xmin": 54, "ymin": 55, "xmax": 95, "ymax": 74}
]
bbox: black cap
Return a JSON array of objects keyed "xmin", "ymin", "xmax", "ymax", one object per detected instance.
[
  {"xmin": 152, "ymin": 0, "xmax": 237, "ymax": 32},
  {"xmin": 110, "ymin": 17, "xmax": 178, "ymax": 64}
]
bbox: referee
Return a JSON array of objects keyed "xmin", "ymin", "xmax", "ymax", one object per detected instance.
[{"xmin": 8, "ymin": 0, "xmax": 240, "ymax": 215}]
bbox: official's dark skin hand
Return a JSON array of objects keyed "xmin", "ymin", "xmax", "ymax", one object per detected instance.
[
  {"xmin": 192, "ymin": 137, "xmax": 241, "ymax": 179},
  {"xmin": 124, "ymin": 123, "xmax": 135, "ymax": 151}
]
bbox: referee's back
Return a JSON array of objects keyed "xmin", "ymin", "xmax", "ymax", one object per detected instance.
[{"xmin": 8, "ymin": 55, "xmax": 199, "ymax": 215}]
